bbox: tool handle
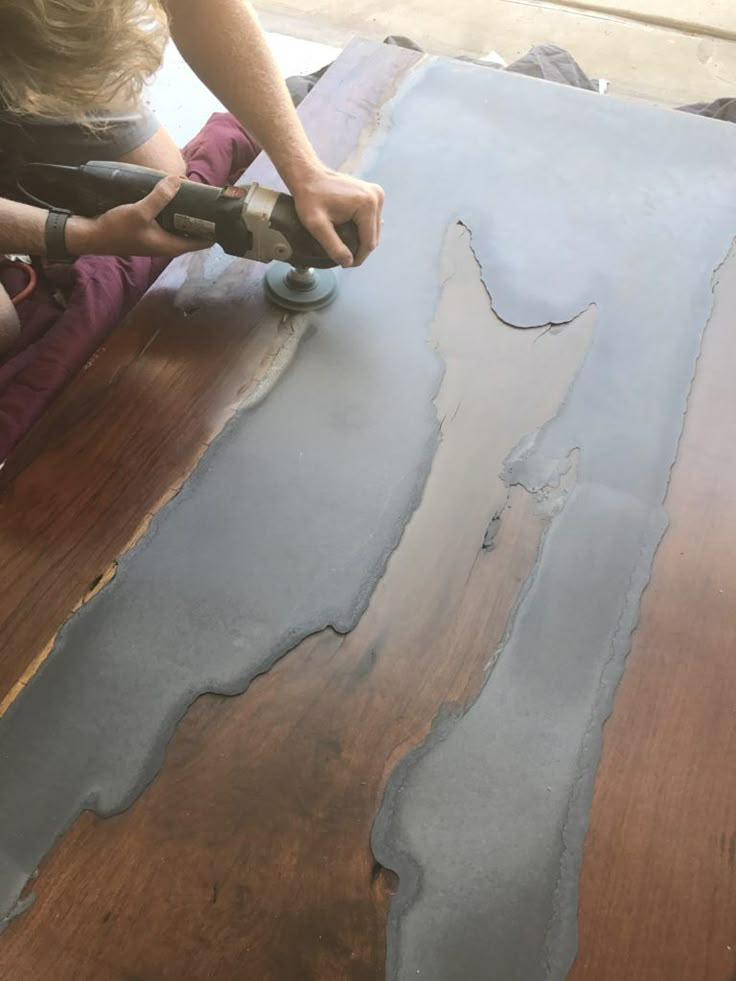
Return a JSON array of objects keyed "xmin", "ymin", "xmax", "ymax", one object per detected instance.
[
  {"xmin": 77, "ymin": 162, "xmax": 225, "ymax": 234},
  {"xmin": 17, "ymin": 161, "xmax": 361, "ymax": 268},
  {"xmin": 18, "ymin": 161, "xmax": 223, "ymax": 228}
]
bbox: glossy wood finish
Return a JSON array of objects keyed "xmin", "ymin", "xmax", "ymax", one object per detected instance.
[
  {"xmin": 1, "ymin": 40, "xmax": 735, "ymax": 981},
  {"xmin": 570, "ymin": 253, "xmax": 736, "ymax": 981}
]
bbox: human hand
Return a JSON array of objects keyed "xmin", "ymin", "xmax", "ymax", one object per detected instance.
[
  {"xmin": 290, "ymin": 165, "xmax": 385, "ymax": 268},
  {"xmin": 65, "ymin": 176, "xmax": 212, "ymax": 258}
]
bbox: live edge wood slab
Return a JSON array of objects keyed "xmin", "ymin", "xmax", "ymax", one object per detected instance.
[{"xmin": 0, "ymin": 39, "xmax": 735, "ymax": 981}]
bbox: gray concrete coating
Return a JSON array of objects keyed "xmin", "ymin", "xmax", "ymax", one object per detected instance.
[
  {"xmin": 0, "ymin": 55, "xmax": 735, "ymax": 979},
  {"xmin": 0, "ymin": 72, "xmax": 450, "ymax": 924},
  {"xmin": 369, "ymin": 62, "xmax": 736, "ymax": 980}
]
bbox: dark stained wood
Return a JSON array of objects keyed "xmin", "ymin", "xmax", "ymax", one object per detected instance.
[
  {"xmin": 0, "ymin": 40, "xmax": 423, "ymax": 711},
  {"xmin": 0, "ymin": 503, "xmax": 545, "ymax": 981},
  {"xmin": 570, "ymin": 254, "xmax": 736, "ymax": 981},
  {"xmin": 0, "ymin": 212, "xmax": 593, "ymax": 977}
]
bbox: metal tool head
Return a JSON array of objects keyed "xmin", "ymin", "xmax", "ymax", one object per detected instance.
[{"xmin": 264, "ymin": 263, "xmax": 338, "ymax": 312}]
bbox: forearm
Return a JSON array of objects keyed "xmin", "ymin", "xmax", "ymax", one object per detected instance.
[
  {"xmin": 0, "ymin": 198, "xmax": 47, "ymax": 254},
  {"xmin": 1, "ymin": 179, "xmax": 202, "ymax": 259},
  {"xmin": 0, "ymin": 198, "xmax": 98, "ymax": 256},
  {"xmin": 166, "ymin": 0, "xmax": 320, "ymax": 190}
]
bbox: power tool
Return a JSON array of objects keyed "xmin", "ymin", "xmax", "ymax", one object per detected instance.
[{"xmin": 17, "ymin": 160, "xmax": 360, "ymax": 311}]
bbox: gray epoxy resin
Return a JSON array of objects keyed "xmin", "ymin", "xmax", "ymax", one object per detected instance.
[{"xmin": 0, "ymin": 55, "xmax": 733, "ymax": 981}]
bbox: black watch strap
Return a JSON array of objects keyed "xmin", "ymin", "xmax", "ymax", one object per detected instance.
[{"xmin": 45, "ymin": 207, "xmax": 73, "ymax": 263}]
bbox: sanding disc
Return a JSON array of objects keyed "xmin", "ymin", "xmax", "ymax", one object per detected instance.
[{"xmin": 264, "ymin": 263, "xmax": 338, "ymax": 312}]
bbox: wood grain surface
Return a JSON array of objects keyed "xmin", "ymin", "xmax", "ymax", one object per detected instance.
[
  {"xmin": 570, "ymin": 254, "xmax": 736, "ymax": 981},
  {"xmin": 1, "ymin": 40, "xmax": 734, "ymax": 981}
]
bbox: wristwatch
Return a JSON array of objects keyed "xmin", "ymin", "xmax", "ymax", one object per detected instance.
[{"xmin": 45, "ymin": 207, "xmax": 74, "ymax": 263}]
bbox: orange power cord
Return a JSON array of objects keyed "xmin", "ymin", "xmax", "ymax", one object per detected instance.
[{"xmin": 9, "ymin": 261, "xmax": 38, "ymax": 305}]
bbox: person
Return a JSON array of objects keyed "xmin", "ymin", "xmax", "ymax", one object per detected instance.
[{"xmin": 0, "ymin": 0, "xmax": 385, "ymax": 353}]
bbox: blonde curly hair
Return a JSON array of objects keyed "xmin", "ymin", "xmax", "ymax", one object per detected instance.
[{"xmin": 0, "ymin": 0, "xmax": 169, "ymax": 120}]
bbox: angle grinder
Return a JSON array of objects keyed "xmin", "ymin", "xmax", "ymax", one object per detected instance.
[{"xmin": 17, "ymin": 160, "xmax": 360, "ymax": 312}]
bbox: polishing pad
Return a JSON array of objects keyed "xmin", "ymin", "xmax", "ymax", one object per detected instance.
[{"xmin": 264, "ymin": 263, "xmax": 338, "ymax": 312}]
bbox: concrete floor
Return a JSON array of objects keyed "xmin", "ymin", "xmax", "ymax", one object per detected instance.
[
  {"xmin": 147, "ymin": 3, "xmax": 734, "ymax": 146},
  {"xmin": 254, "ymin": 0, "xmax": 735, "ymax": 106},
  {"xmin": 553, "ymin": 0, "xmax": 733, "ymax": 39}
]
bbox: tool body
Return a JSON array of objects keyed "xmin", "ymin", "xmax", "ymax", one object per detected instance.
[{"xmin": 17, "ymin": 160, "xmax": 359, "ymax": 310}]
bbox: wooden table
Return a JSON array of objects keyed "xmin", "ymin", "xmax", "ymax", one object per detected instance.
[{"xmin": 0, "ymin": 40, "xmax": 734, "ymax": 981}]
